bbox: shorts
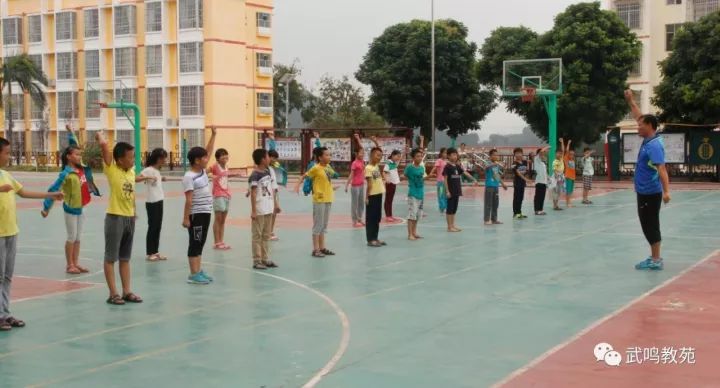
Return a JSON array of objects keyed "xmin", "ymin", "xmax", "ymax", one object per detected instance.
[
  {"xmin": 312, "ymin": 202, "xmax": 332, "ymax": 235},
  {"xmin": 583, "ymin": 175, "xmax": 593, "ymax": 191},
  {"xmin": 565, "ymin": 178, "xmax": 575, "ymax": 194},
  {"xmin": 64, "ymin": 213, "xmax": 85, "ymax": 242},
  {"xmin": 407, "ymin": 197, "xmax": 424, "ymax": 221},
  {"xmin": 446, "ymin": 195, "xmax": 460, "ymax": 215},
  {"xmin": 213, "ymin": 197, "xmax": 230, "ymax": 213},
  {"xmin": 187, "ymin": 213, "xmax": 211, "ymax": 257},
  {"xmin": 104, "ymin": 214, "xmax": 135, "ymax": 262}
]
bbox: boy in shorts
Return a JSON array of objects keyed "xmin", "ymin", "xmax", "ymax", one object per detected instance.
[
  {"xmin": 404, "ymin": 148, "xmax": 425, "ymax": 240},
  {"xmin": 182, "ymin": 127, "xmax": 217, "ymax": 285},
  {"xmin": 295, "ymin": 147, "xmax": 337, "ymax": 258},
  {"xmin": 443, "ymin": 147, "xmax": 478, "ymax": 232}
]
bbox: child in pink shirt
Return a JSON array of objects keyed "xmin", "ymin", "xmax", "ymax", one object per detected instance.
[
  {"xmin": 210, "ymin": 148, "xmax": 241, "ymax": 249},
  {"xmin": 345, "ymin": 134, "xmax": 366, "ymax": 227},
  {"xmin": 430, "ymin": 148, "xmax": 448, "ymax": 213}
]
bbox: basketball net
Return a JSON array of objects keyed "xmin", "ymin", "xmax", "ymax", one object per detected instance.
[{"xmin": 521, "ymin": 87, "xmax": 536, "ymax": 103}]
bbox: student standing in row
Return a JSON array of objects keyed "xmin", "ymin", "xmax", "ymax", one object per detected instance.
[
  {"xmin": 365, "ymin": 147, "xmax": 386, "ymax": 247},
  {"xmin": 141, "ymin": 148, "xmax": 168, "ymax": 261},
  {"xmin": 483, "ymin": 149, "xmax": 507, "ymax": 225},
  {"xmin": 295, "ymin": 147, "xmax": 337, "ymax": 258},
  {"xmin": 443, "ymin": 148, "xmax": 478, "ymax": 232},
  {"xmin": 533, "ymin": 146, "xmax": 550, "ymax": 215},
  {"xmin": 345, "ymin": 134, "xmax": 366, "ymax": 228},
  {"xmin": 404, "ymin": 148, "xmax": 425, "ymax": 240},
  {"xmin": 249, "ymin": 149, "xmax": 279, "ymax": 269},
  {"xmin": 511, "ymin": 148, "xmax": 532, "ymax": 219},
  {"xmin": 581, "ymin": 147, "xmax": 595, "ymax": 205}
]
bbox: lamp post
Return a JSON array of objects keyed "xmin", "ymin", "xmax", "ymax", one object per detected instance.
[
  {"xmin": 278, "ymin": 73, "xmax": 296, "ymax": 129},
  {"xmin": 431, "ymin": 0, "xmax": 436, "ymax": 151}
]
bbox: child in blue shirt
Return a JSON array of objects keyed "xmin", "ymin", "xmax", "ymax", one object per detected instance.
[{"xmin": 483, "ymin": 149, "xmax": 508, "ymax": 225}]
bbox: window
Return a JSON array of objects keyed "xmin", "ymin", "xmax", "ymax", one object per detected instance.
[
  {"xmin": 184, "ymin": 128, "xmax": 204, "ymax": 147},
  {"xmin": 57, "ymin": 91, "xmax": 79, "ymax": 119},
  {"xmin": 694, "ymin": 0, "xmax": 720, "ymax": 20},
  {"xmin": 85, "ymin": 90, "xmax": 102, "ymax": 118},
  {"xmin": 85, "ymin": 50, "xmax": 100, "ymax": 78},
  {"xmin": 31, "ymin": 131, "xmax": 47, "ymax": 153},
  {"xmin": 2, "ymin": 17, "xmax": 22, "ymax": 45},
  {"xmin": 257, "ymin": 12, "xmax": 271, "ymax": 28},
  {"xmin": 147, "ymin": 129, "xmax": 164, "ymax": 149},
  {"xmin": 257, "ymin": 93, "xmax": 272, "ymax": 108},
  {"xmin": 147, "ymin": 88, "xmax": 163, "ymax": 117},
  {"xmin": 57, "ymin": 52, "xmax": 78, "ymax": 79},
  {"xmin": 616, "ymin": 2, "xmax": 641, "ymax": 29},
  {"xmin": 56, "ymin": 12, "xmax": 76, "ymax": 41},
  {"xmin": 118, "ymin": 88, "xmax": 138, "ymax": 117},
  {"xmin": 115, "ymin": 47, "xmax": 137, "ymax": 77},
  {"xmin": 180, "ymin": 86, "xmax": 204, "ymax": 116},
  {"xmin": 114, "ymin": 5, "xmax": 137, "ymax": 36},
  {"xmin": 28, "ymin": 54, "xmax": 43, "ymax": 72},
  {"xmin": 84, "ymin": 9, "xmax": 99, "ymax": 38},
  {"xmin": 666, "ymin": 23, "xmax": 684, "ymax": 51},
  {"xmin": 146, "ymin": 2, "xmax": 162, "ymax": 32},
  {"xmin": 4, "ymin": 95, "xmax": 24, "ymax": 120},
  {"xmin": 667, "ymin": 0, "xmax": 682, "ymax": 4},
  {"xmin": 630, "ymin": 47, "xmax": 642, "ymax": 77},
  {"xmin": 179, "ymin": 0, "xmax": 203, "ymax": 29},
  {"xmin": 115, "ymin": 130, "xmax": 134, "ymax": 145},
  {"xmin": 624, "ymin": 90, "xmax": 641, "ymax": 120},
  {"xmin": 146, "ymin": 45, "xmax": 163, "ymax": 75},
  {"xmin": 31, "ymin": 98, "xmax": 45, "ymax": 120},
  {"xmin": 179, "ymin": 42, "xmax": 203, "ymax": 73},
  {"xmin": 257, "ymin": 53, "xmax": 272, "ymax": 68},
  {"xmin": 28, "ymin": 15, "xmax": 42, "ymax": 43}
]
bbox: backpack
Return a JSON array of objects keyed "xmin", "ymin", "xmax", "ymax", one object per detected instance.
[{"xmin": 303, "ymin": 161, "xmax": 316, "ymax": 196}]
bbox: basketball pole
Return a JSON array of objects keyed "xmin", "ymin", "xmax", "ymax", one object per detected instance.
[
  {"xmin": 431, "ymin": 0, "xmax": 436, "ymax": 152},
  {"xmin": 543, "ymin": 95, "xmax": 558, "ymax": 174},
  {"xmin": 105, "ymin": 101, "xmax": 141, "ymax": 172}
]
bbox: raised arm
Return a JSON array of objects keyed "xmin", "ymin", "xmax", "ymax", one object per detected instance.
[
  {"xmin": 369, "ymin": 135, "xmax": 380, "ymax": 148},
  {"xmin": 96, "ymin": 131, "xmax": 113, "ymax": 166},
  {"xmin": 205, "ymin": 126, "xmax": 217, "ymax": 159},
  {"xmin": 624, "ymin": 89, "xmax": 642, "ymax": 121},
  {"xmin": 267, "ymin": 132, "xmax": 276, "ymax": 151},
  {"xmin": 313, "ymin": 131, "xmax": 321, "ymax": 148},
  {"xmin": 565, "ymin": 139, "xmax": 572, "ymax": 153}
]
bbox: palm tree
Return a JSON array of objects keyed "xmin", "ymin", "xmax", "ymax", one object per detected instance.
[{"xmin": 1, "ymin": 54, "xmax": 49, "ymax": 150}]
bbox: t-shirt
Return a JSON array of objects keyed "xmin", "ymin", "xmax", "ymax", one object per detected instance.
[
  {"xmin": 182, "ymin": 169, "xmax": 213, "ymax": 214},
  {"xmin": 434, "ymin": 158, "xmax": 447, "ymax": 183},
  {"xmin": 564, "ymin": 155, "xmax": 577, "ymax": 180},
  {"xmin": 365, "ymin": 164, "xmax": 385, "ymax": 196},
  {"xmin": 211, "ymin": 164, "xmax": 231, "ymax": 199},
  {"xmin": 248, "ymin": 169, "xmax": 275, "ymax": 216},
  {"xmin": 0, "ymin": 170, "xmax": 22, "ymax": 237},
  {"xmin": 485, "ymin": 164, "xmax": 501, "ymax": 188},
  {"xmin": 350, "ymin": 159, "xmax": 365, "ymax": 187},
  {"xmin": 77, "ymin": 168, "xmax": 91, "ymax": 206},
  {"xmin": 140, "ymin": 166, "xmax": 164, "ymax": 203},
  {"xmin": 104, "ymin": 162, "xmax": 136, "ymax": 217},
  {"xmin": 268, "ymin": 166, "xmax": 279, "ymax": 191},
  {"xmin": 443, "ymin": 163, "xmax": 464, "ymax": 197},
  {"xmin": 635, "ymin": 135, "xmax": 665, "ymax": 195},
  {"xmin": 385, "ymin": 161, "xmax": 401, "ymax": 185},
  {"xmin": 512, "ymin": 160, "xmax": 529, "ymax": 188},
  {"xmin": 552, "ymin": 159, "xmax": 565, "ymax": 175},
  {"xmin": 534, "ymin": 155, "xmax": 548, "ymax": 185},
  {"xmin": 306, "ymin": 164, "xmax": 334, "ymax": 203},
  {"xmin": 583, "ymin": 156, "xmax": 594, "ymax": 176},
  {"xmin": 405, "ymin": 164, "xmax": 425, "ymax": 200}
]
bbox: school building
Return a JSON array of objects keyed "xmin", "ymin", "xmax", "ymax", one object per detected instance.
[
  {"xmin": 0, "ymin": 0, "xmax": 274, "ymax": 167},
  {"xmin": 605, "ymin": 0, "xmax": 719, "ymax": 129}
]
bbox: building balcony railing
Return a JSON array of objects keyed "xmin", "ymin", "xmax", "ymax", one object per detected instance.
[{"xmin": 257, "ymin": 66, "xmax": 273, "ymax": 77}]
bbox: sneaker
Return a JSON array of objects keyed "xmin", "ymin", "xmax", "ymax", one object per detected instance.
[
  {"xmin": 187, "ymin": 272, "xmax": 210, "ymax": 284},
  {"xmin": 199, "ymin": 270, "xmax": 214, "ymax": 282},
  {"xmin": 635, "ymin": 257, "xmax": 664, "ymax": 270},
  {"xmin": 514, "ymin": 214, "xmax": 523, "ymax": 219},
  {"xmin": 520, "ymin": 214, "xmax": 528, "ymax": 219}
]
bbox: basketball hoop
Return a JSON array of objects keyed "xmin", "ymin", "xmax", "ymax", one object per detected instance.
[{"xmin": 521, "ymin": 87, "xmax": 536, "ymax": 103}]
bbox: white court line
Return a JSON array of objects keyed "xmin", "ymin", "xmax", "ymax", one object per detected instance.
[
  {"xmin": 14, "ymin": 275, "xmax": 101, "ymax": 286},
  {"xmin": 12, "ymin": 285, "xmax": 100, "ymax": 303},
  {"xmin": 491, "ymin": 248, "xmax": 720, "ymax": 388},
  {"xmin": 204, "ymin": 262, "xmax": 350, "ymax": 388}
]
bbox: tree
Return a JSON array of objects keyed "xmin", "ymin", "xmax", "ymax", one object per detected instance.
[
  {"xmin": 273, "ymin": 62, "xmax": 316, "ymax": 128},
  {"xmin": 356, "ymin": 19, "xmax": 496, "ymax": 141},
  {"xmin": 310, "ymin": 75, "xmax": 385, "ymax": 128},
  {"xmin": 1, "ymin": 54, "xmax": 49, "ymax": 148},
  {"xmin": 477, "ymin": 2, "xmax": 641, "ymax": 144},
  {"xmin": 653, "ymin": 12, "xmax": 720, "ymax": 125}
]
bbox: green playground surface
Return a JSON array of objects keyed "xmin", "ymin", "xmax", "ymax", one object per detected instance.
[{"xmin": 2, "ymin": 172, "xmax": 719, "ymax": 387}]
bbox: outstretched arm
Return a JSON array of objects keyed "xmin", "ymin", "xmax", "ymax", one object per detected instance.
[
  {"xmin": 17, "ymin": 188, "xmax": 63, "ymax": 200},
  {"xmin": 624, "ymin": 89, "xmax": 642, "ymax": 121},
  {"xmin": 96, "ymin": 131, "xmax": 113, "ymax": 166},
  {"xmin": 205, "ymin": 126, "xmax": 217, "ymax": 159},
  {"xmin": 42, "ymin": 170, "xmax": 70, "ymax": 215}
]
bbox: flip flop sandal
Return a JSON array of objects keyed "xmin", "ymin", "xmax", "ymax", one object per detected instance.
[
  {"xmin": 5, "ymin": 317, "xmax": 25, "ymax": 328},
  {"xmin": 106, "ymin": 295, "xmax": 126, "ymax": 305},
  {"xmin": 264, "ymin": 261, "xmax": 278, "ymax": 268},
  {"xmin": 379, "ymin": 241, "xmax": 387, "ymax": 246},
  {"xmin": 147, "ymin": 255, "xmax": 160, "ymax": 262},
  {"xmin": 77, "ymin": 266, "xmax": 90, "ymax": 273},
  {"xmin": 311, "ymin": 251, "xmax": 326, "ymax": 258},
  {"xmin": 0, "ymin": 321, "xmax": 11, "ymax": 331},
  {"xmin": 66, "ymin": 267, "xmax": 82, "ymax": 274},
  {"xmin": 253, "ymin": 262, "xmax": 268, "ymax": 270},
  {"xmin": 122, "ymin": 293, "xmax": 143, "ymax": 303},
  {"xmin": 367, "ymin": 242, "xmax": 382, "ymax": 247},
  {"xmin": 320, "ymin": 249, "xmax": 336, "ymax": 256}
]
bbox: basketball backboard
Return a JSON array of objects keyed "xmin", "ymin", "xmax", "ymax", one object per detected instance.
[{"xmin": 502, "ymin": 58, "xmax": 563, "ymax": 97}]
